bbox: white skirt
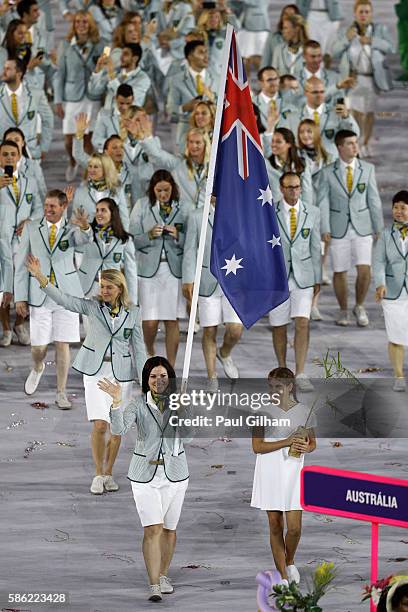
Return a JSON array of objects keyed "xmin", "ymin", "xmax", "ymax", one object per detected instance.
[
  {"xmin": 349, "ymin": 75, "xmax": 376, "ymax": 113},
  {"xmin": 83, "ymin": 361, "xmax": 133, "ymax": 422},
  {"xmin": 138, "ymin": 262, "xmax": 186, "ymax": 321},
  {"xmin": 251, "ymin": 444, "xmax": 304, "ymax": 511},
  {"xmin": 237, "ymin": 30, "xmax": 269, "ymax": 58},
  {"xmin": 62, "ymin": 97, "xmax": 102, "ymax": 134},
  {"xmin": 307, "ymin": 10, "xmax": 341, "ymax": 55},
  {"xmin": 382, "ymin": 292, "xmax": 408, "ymax": 346}
]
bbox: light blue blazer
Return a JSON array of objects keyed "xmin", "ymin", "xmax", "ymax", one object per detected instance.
[
  {"xmin": 293, "ymin": 66, "xmax": 341, "ymax": 106},
  {"xmin": 53, "ymin": 39, "xmax": 105, "ymax": 103},
  {"xmin": 139, "ymin": 137, "xmax": 207, "ymax": 209},
  {"xmin": 72, "ymin": 182, "xmax": 130, "ymax": 230},
  {"xmin": 182, "ymin": 206, "xmax": 218, "ymax": 297},
  {"xmin": 110, "ymin": 391, "xmax": 189, "ymax": 483},
  {"xmin": 297, "ymin": 0, "xmax": 342, "ymax": 21},
  {"xmin": 166, "ymin": 65, "xmax": 216, "ymax": 126},
  {"xmin": 88, "ymin": 5, "xmax": 123, "ymax": 44},
  {"xmin": 88, "ymin": 66, "xmax": 152, "ymax": 110},
  {"xmin": 0, "ymin": 84, "xmax": 54, "ymax": 158},
  {"xmin": 251, "ymin": 91, "xmax": 287, "ymax": 131},
  {"xmin": 265, "ymin": 156, "xmax": 314, "ymax": 209},
  {"xmin": 13, "ymin": 218, "xmax": 92, "ymax": 303},
  {"xmin": 275, "ymin": 199, "xmax": 322, "ymax": 288},
  {"xmin": 333, "ymin": 23, "xmax": 394, "ymax": 92},
  {"xmin": 272, "ymin": 42, "xmax": 304, "ymax": 76},
  {"xmin": 0, "ymin": 173, "xmax": 42, "ymax": 246},
  {"xmin": 317, "ymin": 158, "xmax": 384, "ymax": 238},
  {"xmin": 373, "ymin": 226, "xmax": 408, "ymax": 300},
  {"xmin": 40, "ymin": 283, "xmax": 146, "ymax": 383},
  {"xmin": 78, "ymin": 230, "xmax": 138, "ymax": 303},
  {"xmin": 130, "ymin": 197, "xmax": 192, "ymax": 278},
  {"xmin": 260, "ymin": 31, "xmax": 284, "ymax": 69},
  {"xmin": 237, "ymin": 0, "xmax": 269, "ymax": 31},
  {"xmin": 19, "ymin": 157, "xmax": 47, "ymax": 201}
]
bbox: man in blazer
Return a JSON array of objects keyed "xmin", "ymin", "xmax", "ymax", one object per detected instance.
[
  {"xmin": 89, "ymin": 43, "xmax": 151, "ymax": 111},
  {"xmin": 317, "ymin": 130, "xmax": 384, "ymax": 327},
  {"xmin": 0, "ymin": 59, "xmax": 54, "ymax": 160},
  {"xmin": 0, "ymin": 140, "xmax": 41, "ymax": 347},
  {"xmin": 91, "ymin": 84, "xmax": 134, "ymax": 153},
  {"xmin": 167, "ymin": 40, "xmax": 216, "ymax": 145},
  {"xmin": 252, "ymin": 66, "xmax": 289, "ymax": 131},
  {"xmin": 17, "ymin": 0, "xmax": 55, "ymax": 90},
  {"xmin": 14, "ymin": 189, "xmax": 92, "ymax": 408},
  {"xmin": 270, "ymin": 172, "xmax": 321, "ymax": 392},
  {"xmin": 182, "ymin": 200, "xmax": 243, "ymax": 388},
  {"xmin": 278, "ymin": 77, "xmax": 360, "ymax": 158},
  {"xmin": 293, "ymin": 40, "xmax": 356, "ymax": 106}
]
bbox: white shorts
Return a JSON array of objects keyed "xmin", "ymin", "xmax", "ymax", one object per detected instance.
[
  {"xmin": 269, "ymin": 277, "xmax": 313, "ymax": 326},
  {"xmin": 29, "ymin": 296, "xmax": 80, "ymax": 346},
  {"xmin": 381, "ymin": 290, "xmax": 408, "ymax": 346},
  {"xmin": 131, "ymin": 467, "xmax": 188, "ymax": 529},
  {"xmin": 198, "ymin": 285, "xmax": 242, "ymax": 327},
  {"xmin": 237, "ymin": 30, "xmax": 269, "ymax": 58},
  {"xmin": 330, "ymin": 227, "xmax": 373, "ymax": 273},
  {"xmin": 138, "ymin": 262, "xmax": 186, "ymax": 321},
  {"xmin": 83, "ymin": 361, "xmax": 133, "ymax": 422},
  {"xmin": 62, "ymin": 97, "xmax": 101, "ymax": 134},
  {"xmin": 349, "ymin": 75, "xmax": 376, "ymax": 114}
]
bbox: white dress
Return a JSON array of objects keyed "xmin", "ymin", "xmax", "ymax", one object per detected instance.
[{"xmin": 251, "ymin": 402, "xmax": 316, "ymax": 511}]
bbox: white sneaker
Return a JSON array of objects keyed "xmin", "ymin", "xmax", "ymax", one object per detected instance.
[
  {"xmin": 310, "ymin": 306, "xmax": 323, "ymax": 321},
  {"xmin": 65, "ymin": 162, "xmax": 78, "ymax": 182},
  {"xmin": 216, "ymin": 348, "xmax": 239, "ymax": 379},
  {"xmin": 286, "ymin": 564, "xmax": 300, "ymax": 584},
  {"xmin": 24, "ymin": 363, "xmax": 45, "ymax": 395},
  {"xmin": 90, "ymin": 475, "xmax": 105, "ymax": 494},
  {"xmin": 336, "ymin": 310, "xmax": 349, "ymax": 326},
  {"xmin": 295, "ymin": 373, "xmax": 314, "ymax": 392},
  {"xmin": 148, "ymin": 584, "xmax": 162, "ymax": 602},
  {"xmin": 322, "ymin": 272, "xmax": 331, "ymax": 286},
  {"xmin": 160, "ymin": 575, "xmax": 174, "ymax": 594},
  {"xmin": 13, "ymin": 324, "xmax": 30, "ymax": 345},
  {"xmin": 0, "ymin": 330, "xmax": 12, "ymax": 347},
  {"xmin": 55, "ymin": 391, "xmax": 72, "ymax": 409},
  {"xmin": 103, "ymin": 475, "xmax": 119, "ymax": 492},
  {"xmin": 353, "ymin": 305, "xmax": 369, "ymax": 327},
  {"xmin": 393, "ymin": 377, "xmax": 406, "ymax": 392}
]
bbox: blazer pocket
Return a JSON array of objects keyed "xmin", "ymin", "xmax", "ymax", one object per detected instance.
[
  {"xmin": 329, "ymin": 208, "xmax": 341, "ymax": 213},
  {"xmin": 357, "ymin": 207, "xmax": 369, "ymax": 212},
  {"xmin": 133, "ymin": 451, "xmax": 146, "ymax": 457},
  {"xmin": 385, "ymin": 273, "xmax": 395, "ymax": 277},
  {"xmin": 178, "ymin": 450, "xmax": 185, "ymax": 455},
  {"xmin": 82, "ymin": 345, "xmax": 95, "ymax": 352},
  {"xmin": 65, "ymin": 270, "xmax": 77, "ymax": 275},
  {"xmin": 123, "ymin": 354, "xmax": 131, "ymax": 358},
  {"xmin": 301, "ymin": 255, "xmax": 311, "ymax": 261}
]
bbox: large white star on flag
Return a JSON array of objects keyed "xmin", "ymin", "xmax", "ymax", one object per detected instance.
[
  {"xmin": 267, "ymin": 235, "xmax": 281, "ymax": 248},
  {"xmin": 257, "ymin": 185, "xmax": 273, "ymax": 207},
  {"xmin": 221, "ymin": 254, "xmax": 244, "ymax": 276}
]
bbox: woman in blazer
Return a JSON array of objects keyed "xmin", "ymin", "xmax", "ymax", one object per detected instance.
[
  {"xmin": 271, "ymin": 13, "xmax": 308, "ymax": 76},
  {"xmin": 130, "ymin": 169, "xmax": 192, "ymax": 366},
  {"xmin": 3, "ymin": 127, "xmax": 47, "ymax": 201},
  {"xmin": 26, "ymin": 258, "xmax": 146, "ymax": 495},
  {"xmin": 332, "ymin": 0, "xmax": 394, "ymax": 156},
  {"xmin": 78, "ymin": 197, "xmax": 138, "ymax": 303},
  {"xmin": 373, "ymin": 191, "xmax": 408, "ymax": 392},
  {"xmin": 261, "ymin": 4, "xmax": 301, "ymax": 69},
  {"xmin": 298, "ymin": 118, "xmax": 333, "ymax": 320},
  {"xmin": 89, "ymin": 0, "xmax": 123, "ymax": 44},
  {"xmin": 265, "ymin": 127, "xmax": 314, "ymax": 209},
  {"xmin": 98, "ymin": 355, "xmax": 190, "ymax": 603},
  {"xmin": 72, "ymin": 152, "xmax": 129, "ymax": 230},
  {"xmin": 53, "ymin": 10, "xmax": 105, "ymax": 181}
]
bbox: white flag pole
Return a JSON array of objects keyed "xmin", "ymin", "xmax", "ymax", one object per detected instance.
[{"xmin": 172, "ymin": 25, "xmax": 234, "ymax": 455}]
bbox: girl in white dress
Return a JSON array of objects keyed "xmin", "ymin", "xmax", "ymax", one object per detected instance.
[{"xmin": 251, "ymin": 367, "xmax": 316, "ymax": 586}]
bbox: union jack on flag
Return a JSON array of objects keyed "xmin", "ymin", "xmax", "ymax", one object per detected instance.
[{"xmin": 210, "ymin": 29, "xmax": 289, "ymax": 328}]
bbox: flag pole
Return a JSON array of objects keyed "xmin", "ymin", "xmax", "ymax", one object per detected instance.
[
  {"xmin": 180, "ymin": 23, "xmax": 235, "ymax": 395},
  {"xmin": 172, "ymin": 25, "xmax": 235, "ymax": 454}
]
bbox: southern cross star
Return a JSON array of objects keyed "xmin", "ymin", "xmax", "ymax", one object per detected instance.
[
  {"xmin": 267, "ymin": 235, "xmax": 281, "ymax": 248},
  {"xmin": 257, "ymin": 185, "xmax": 273, "ymax": 206},
  {"xmin": 221, "ymin": 254, "xmax": 244, "ymax": 276}
]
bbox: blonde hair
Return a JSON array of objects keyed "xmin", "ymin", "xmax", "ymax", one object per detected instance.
[
  {"xmin": 197, "ymin": 8, "xmax": 227, "ymax": 31},
  {"xmin": 97, "ymin": 269, "xmax": 131, "ymax": 309},
  {"xmin": 283, "ymin": 14, "xmax": 309, "ymax": 46},
  {"xmin": 66, "ymin": 10, "xmax": 100, "ymax": 44},
  {"xmin": 297, "ymin": 119, "xmax": 329, "ymax": 165},
  {"xmin": 189, "ymin": 100, "xmax": 216, "ymax": 131},
  {"xmin": 354, "ymin": 0, "xmax": 372, "ymax": 10},
  {"xmin": 184, "ymin": 128, "xmax": 211, "ymax": 178},
  {"xmin": 86, "ymin": 153, "xmax": 120, "ymax": 191}
]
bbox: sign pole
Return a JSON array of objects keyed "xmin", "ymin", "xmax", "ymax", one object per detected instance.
[{"xmin": 370, "ymin": 522, "xmax": 379, "ymax": 612}]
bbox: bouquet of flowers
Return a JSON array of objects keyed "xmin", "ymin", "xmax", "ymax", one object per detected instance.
[
  {"xmin": 362, "ymin": 575, "xmax": 408, "ymax": 606},
  {"xmin": 271, "ymin": 562, "xmax": 336, "ymax": 611}
]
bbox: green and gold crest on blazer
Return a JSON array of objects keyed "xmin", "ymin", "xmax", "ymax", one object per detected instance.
[
  {"xmin": 357, "ymin": 183, "xmax": 366, "ymax": 193},
  {"xmin": 58, "ymin": 240, "xmax": 69, "ymax": 251},
  {"xmin": 301, "ymin": 228, "xmax": 310, "ymax": 239},
  {"xmin": 113, "ymin": 252, "xmax": 122, "ymax": 263},
  {"xmin": 27, "ymin": 111, "xmax": 35, "ymax": 120},
  {"xmin": 123, "ymin": 328, "xmax": 132, "ymax": 339},
  {"xmin": 26, "ymin": 193, "xmax": 33, "ymax": 203}
]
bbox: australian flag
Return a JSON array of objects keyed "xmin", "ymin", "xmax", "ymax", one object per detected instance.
[{"xmin": 210, "ymin": 30, "xmax": 289, "ymax": 329}]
